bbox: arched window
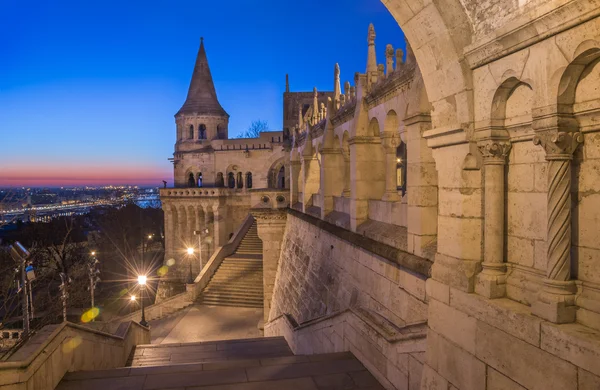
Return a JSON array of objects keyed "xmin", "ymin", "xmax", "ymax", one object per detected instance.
[
  {"xmin": 216, "ymin": 172, "xmax": 224, "ymax": 187},
  {"xmin": 396, "ymin": 143, "xmax": 407, "ymax": 196},
  {"xmin": 199, "ymin": 124, "xmax": 206, "ymax": 139},
  {"xmin": 188, "ymin": 172, "xmax": 195, "ymax": 188},
  {"xmin": 246, "ymin": 172, "xmax": 253, "ymax": 189},
  {"xmin": 278, "ymin": 166, "xmax": 285, "ymax": 189},
  {"xmin": 217, "ymin": 125, "xmax": 225, "ymax": 139},
  {"xmin": 227, "ymin": 172, "xmax": 235, "ymax": 188},
  {"xmin": 197, "ymin": 172, "xmax": 203, "ymax": 188},
  {"xmin": 189, "ymin": 125, "xmax": 194, "ymax": 139},
  {"xmin": 236, "ymin": 172, "xmax": 243, "ymax": 188}
]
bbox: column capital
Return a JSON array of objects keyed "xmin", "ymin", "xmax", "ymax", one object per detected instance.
[
  {"xmin": 477, "ymin": 140, "xmax": 511, "ymax": 164},
  {"xmin": 251, "ymin": 208, "xmax": 288, "ymax": 223},
  {"xmin": 533, "ymin": 131, "xmax": 583, "ymax": 159}
]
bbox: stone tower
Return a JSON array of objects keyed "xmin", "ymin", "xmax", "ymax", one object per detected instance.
[{"xmin": 175, "ymin": 38, "xmax": 229, "ymax": 144}]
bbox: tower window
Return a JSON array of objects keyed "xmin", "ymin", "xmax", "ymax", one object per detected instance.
[
  {"xmin": 189, "ymin": 125, "xmax": 194, "ymax": 139},
  {"xmin": 199, "ymin": 124, "xmax": 206, "ymax": 139}
]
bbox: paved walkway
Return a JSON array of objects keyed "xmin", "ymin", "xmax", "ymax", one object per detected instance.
[{"xmin": 149, "ymin": 304, "xmax": 263, "ymax": 344}]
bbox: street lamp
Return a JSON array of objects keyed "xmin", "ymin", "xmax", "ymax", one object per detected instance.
[
  {"xmin": 9, "ymin": 242, "xmax": 30, "ymax": 334},
  {"xmin": 193, "ymin": 228, "xmax": 210, "ymax": 274},
  {"xmin": 186, "ymin": 248, "xmax": 194, "ymax": 284},
  {"xmin": 138, "ymin": 275, "xmax": 148, "ymax": 327}
]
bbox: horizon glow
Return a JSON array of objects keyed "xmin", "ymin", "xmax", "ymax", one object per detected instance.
[{"xmin": 0, "ymin": 0, "xmax": 405, "ymax": 187}]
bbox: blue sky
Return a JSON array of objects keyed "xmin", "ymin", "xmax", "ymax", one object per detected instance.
[{"xmin": 0, "ymin": 0, "xmax": 405, "ymax": 186}]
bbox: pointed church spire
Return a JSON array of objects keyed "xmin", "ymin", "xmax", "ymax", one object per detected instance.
[{"xmin": 177, "ymin": 38, "xmax": 228, "ymax": 117}]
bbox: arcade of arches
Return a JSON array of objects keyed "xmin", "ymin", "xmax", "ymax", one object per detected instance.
[{"xmin": 158, "ymin": 2, "xmax": 600, "ymax": 388}]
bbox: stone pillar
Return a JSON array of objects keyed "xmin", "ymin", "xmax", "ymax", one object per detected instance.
[
  {"xmin": 163, "ymin": 205, "xmax": 174, "ymax": 260},
  {"xmin": 532, "ymin": 130, "xmax": 583, "ymax": 323},
  {"xmin": 405, "ymin": 114, "xmax": 437, "ymax": 258},
  {"xmin": 177, "ymin": 205, "xmax": 187, "ymax": 252},
  {"xmin": 302, "ymin": 155, "xmax": 320, "ymax": 213},
  {"xmin": 319, "ymin": 147, "xmax": 345, "ymax": 219},
  {"xmin": 203, "ymin": 208, "xmax": 213, "ymax": 261},
  {"xmin": 290, "ymin": 159, "xmax": 301, "ymax": 206},
  {"xmin": 349, "ymin": 136, "xmax": 386, "ymax": 231},
  {"xmin": 212, "ymin": 204, "xmax": 229, "ymax": 248},
  {"xmin": 252, "ymin": 209, "xmax": 288, "ymax": 323},
  {"xmin": 381, "ymin": 132, "xmax": 400, "ymax": 201},
  {"xmin": 475, "ymin": 140, "xmax": 511, "ymax": 298}
]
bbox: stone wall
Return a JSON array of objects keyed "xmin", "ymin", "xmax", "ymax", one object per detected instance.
[{"xmin": 266, "ymin": 210, "xmax": 430, "ymax": 389}]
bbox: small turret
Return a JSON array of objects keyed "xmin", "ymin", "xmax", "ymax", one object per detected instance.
[
  {"xmin": 334, "ymin": 63, "xmax": 341, "ymax": 110},
  {"xmin": 386, "ymin": 44, "xmax": 394, "ymax": 75},
  {"xmin": 366, "ymin": 24, "xmax": 378, "ymax": 88},
  {"xmin": 395, "ymin": 48, "xmax": 404, "ymax": 71}
]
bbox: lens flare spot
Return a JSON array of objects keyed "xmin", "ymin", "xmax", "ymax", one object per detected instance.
[
  {"xmin": 166, "ymin": 258, "xmax": 175, "ymax": 267},
  {"xmin": 119, "ymin": 288, "xmax": 129, "ymax": 297},
  {"xmin": 62, "ymin": 336, "xmax": 82, "ymax": 353},
  {"xmin": 81, "ymin": 307, "xmax": 100, "ymax": 323},
  {"xmin": 157, "ymin": 266, "xmax": 169, "ymax": 276}
]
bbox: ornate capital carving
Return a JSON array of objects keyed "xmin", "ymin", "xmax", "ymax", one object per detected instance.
[
  {"xmin": 478, "ymin": 140, "xmax": 511, "ymax": 163},
  {"xmin": 251, "ymin": 208, "xmax": 288, "ymax": 221},
  {"xmin": 533, "ymin": 131, "xmax": 583, "ymax": 158}
]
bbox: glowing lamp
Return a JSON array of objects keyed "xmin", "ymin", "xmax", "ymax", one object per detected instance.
[
  {"xmin": 137, "ymin": 275, "xmax": 147, "ymax": 285},
  {"xmin": 187, "ymin": 247, "xmax": 194, "ymax": 255},
  {"xmin": 130, "ymin": 295, "xmax": 136, "ymax": 301},
  {"xmin": 91, "ymin": 251, "xmax": 96, "ymax": 256}
]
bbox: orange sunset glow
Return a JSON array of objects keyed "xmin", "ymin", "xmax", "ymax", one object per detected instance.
[{"xmin": 0, "ymin": 164, "xmax": 173, "ymax": 187}]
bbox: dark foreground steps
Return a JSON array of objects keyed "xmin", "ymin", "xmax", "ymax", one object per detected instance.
[{"xmin": 57, "ymin": 337, "xmax": 383, "ymax": 390}]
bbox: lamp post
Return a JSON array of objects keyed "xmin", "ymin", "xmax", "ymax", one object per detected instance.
[
  {"xmin": 138, "ymin": 275, "xmax": 148, "ymax": 327},
  {"xmin": 9, "ymin": 242, "xmax": 30, "ymax": 334},
  {"xmin": 186, "ymin": 247, "xmax": 194, "ymax": 284},
  {"xmin": 193, "ymin": 228, "xmax": 210, "ymax": 274}
]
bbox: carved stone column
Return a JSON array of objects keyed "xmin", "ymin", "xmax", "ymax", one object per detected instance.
[
  {"xmin": 382, "ymin": 132, "xmax": 401, "ymax": 201},
  {"xmin": 252, "ymin": 209, "xmax": 288, "ymax": 323},
  {"xmin": 475, "ymin": 140, "xmax": 511, "ymax": 298},
  {"xmin": 532, "ymin": 130, "xmax": 583, "ymax": 323}
]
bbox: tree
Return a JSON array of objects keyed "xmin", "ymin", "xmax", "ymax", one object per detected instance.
[{"xmin": 235, "ymin": 120, "xmax": 269, "ymax": 139}]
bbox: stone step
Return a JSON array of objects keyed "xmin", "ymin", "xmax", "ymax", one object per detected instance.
[
  {"xmin": 204, "ymin": 285, "xmax": 263, "ymax": 293},
  {"xmin": 203, "ymin": 290, "xmax": 263, "ymax": 298},
  {"xmin": 201, "ymin": 298, "xmax": 263, "ymax": 308},
  {"xmin": 58, "ymin": 348, "xmax": 382, "ymax": 390}
]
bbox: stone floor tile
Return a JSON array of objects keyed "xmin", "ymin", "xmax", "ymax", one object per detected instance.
[
  {"xmin": 187, "ymin": 377, "xmax": 319, "ymax": 390},
  {"xmin": 246, "ymin": 359, "xmax": 366, "ymax": 382},
  {"xmin": 142, "ymin": 368, "xmax": 247, "ymax": 389},
  {"xmin": 128, "ymin": 362, "xmax": 203, "ymax": 376},
  {"xmin": 260, "ymin": 356, "xmax": 311, "ymax": 366},
  {"xmin": 63, "ymin": 367, "xmax": 131, "ymax": 381},
  {"xmin": 202, "ymin": 359, "xmax": 261, "ymax": 370},
  {"xmin": 56, "ymin": 375, "xmax": 146, "ymax": 390},
  {"xmin": 347, "ymin": 370, "xmax": 381, "ymax": 388},
  {"xmin": 312, "ymin": 372, "xmax": 357, "ymax": 389},
  {"xmin": 307, "ymin": 352, "xmax": 355, "ymax": 362}
]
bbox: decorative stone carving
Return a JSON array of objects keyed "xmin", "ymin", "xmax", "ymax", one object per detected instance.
[
  {"xmin": 532, "ymin": 131, "xmax": 584, "ymax": 323},
  {"xmin": 477, "ymin": 140, "xmax": 511, "ymax": 162}
]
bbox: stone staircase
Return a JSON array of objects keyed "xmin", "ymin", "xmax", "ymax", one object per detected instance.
[
  {"xmin": 57, "ymin": 337, "xmax": 383, "ymax": 389},
  {"xmin": 200, "ymin": 221, "xmax": 264, "ymax": 308}
]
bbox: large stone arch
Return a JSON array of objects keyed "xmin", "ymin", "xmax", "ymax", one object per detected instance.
[{"xmin": 381, "ymin": 0, "xmax": 475, "ymax": 130}]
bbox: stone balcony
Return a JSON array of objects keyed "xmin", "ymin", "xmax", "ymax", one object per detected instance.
[{"xmin": 159, "ymin": 188, "xmax": 289, "ymax": 208}]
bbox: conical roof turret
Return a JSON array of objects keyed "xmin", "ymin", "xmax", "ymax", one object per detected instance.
[{"xmin": 176, "ymin": 38, "xmax": 228, "ymax": 117}]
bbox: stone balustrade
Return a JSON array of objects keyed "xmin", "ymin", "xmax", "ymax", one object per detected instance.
[{"xmin": 0, "ymin": 321, "xmax": 149, "ymax": 390}]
